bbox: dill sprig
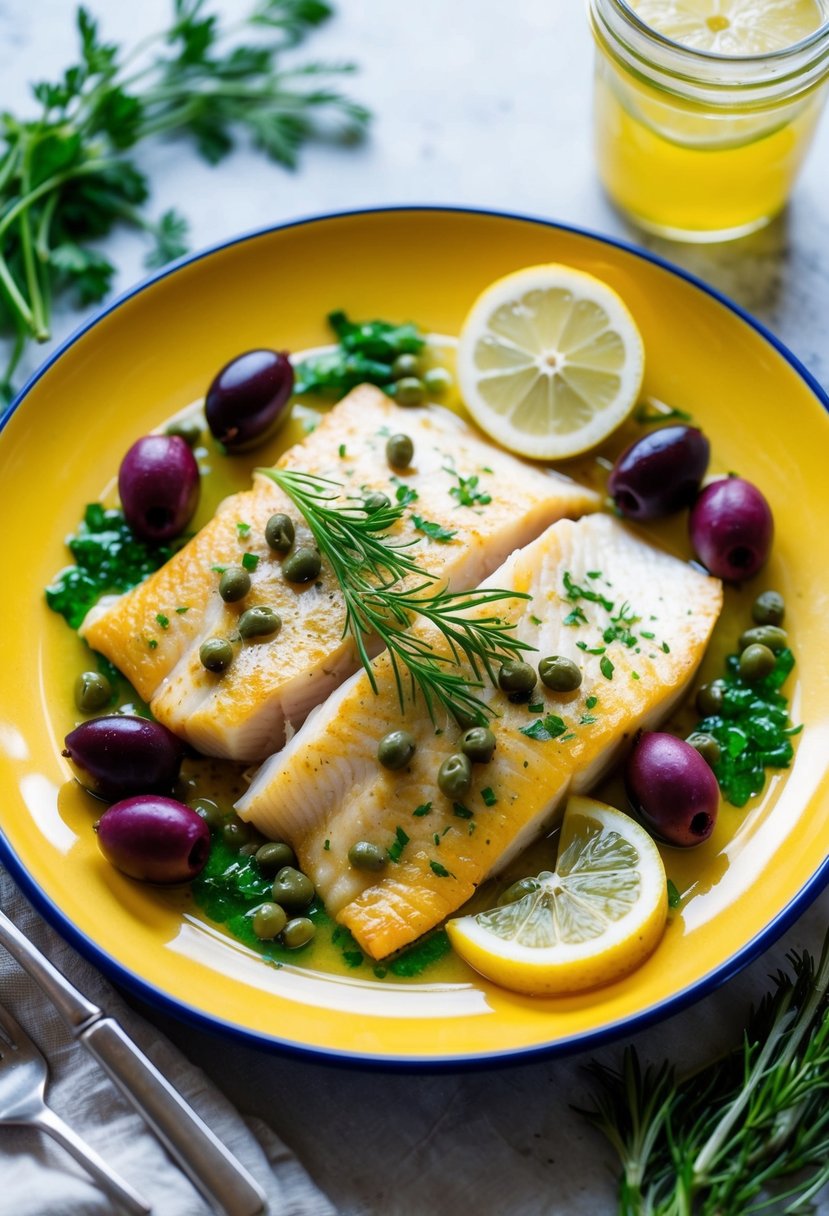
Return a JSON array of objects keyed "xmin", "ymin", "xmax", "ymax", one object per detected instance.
[
  {"xmin": 259, "ymin": 467, "xmax": 532, "ymax": 722},
  {"xmin": 578, "ymin": 934, "xmax": 829, "ymax": 1216}
]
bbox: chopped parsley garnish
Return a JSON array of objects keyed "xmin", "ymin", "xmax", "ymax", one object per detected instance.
[
  {"xmin": 211, "ymin": 564, "xmax": 227, "ymax": 574},
  {"xmin": 446, "ymin": 468, "xmax": 492, "ymax": 508},
  {"xmin": 323, "ymin": 839, "xmax": 330, "ymax": 851},
  {"xmin": 520, "ymin": 714, "xmax": 567, "ymax": 741},
  {"xmin": 481, "ymin": 787, "xmax": 497, "ymax": 807},
  {"xmin": 587, "ymin": 570, "xmax": 602, "ymax": 579},
  {"xmin": 430, "ymin": 860, "xmax": 452, "ymax": 878},
  {"xmin": 412, "ymin": 802, "xmax": 432, "ymax": 817},
  {"xmin": 563, "ymin": 606, "xmax": 588, "ymax": 627},
  {"xmin": 528, "ymin": 701, "xmax": 544, "ymax": 713},
  {"xmin": 294, "ymin": 311, "xmax": 425, "ymax": 398},
  {"xmin": 667, "ymin": 879, "xmax": 682, "ymax": 909},
  {"xmin": 640, "ymin": 630, "xmax": 655, "ymax": 640},
  {"xmin": 576, "ymin": 642, "xmax": 606, "ymax": 655},
  {"xmin": 661, "ymin": 641, "xmax": 671, "ymax": 654},
  {"xmin": 600, "ymin": 656, "xmax": 615, "ymax": 680},
  {"xmin": 530, "ymin": 614, "xmax": 543, "ymax": 626},
  {"xmin": 387, "ymin": 826, "xmax": 410, "ymax": 863},
  {"xmin": 412, "ymin": 515, "xmax": 456, "ymax": 543},
  {"xmin": 155, "ymin": 613, "xmax": 169, "ymax": 630},
  {"xmin": 147, "ymin": 638, "xmax": 158, "ymax": 650},
  {"xmin": 175, "ymin": 605, "xmax": 190, "ymax": 614},
  {"xmin": 236, "ymin": 522, "xmax": 251, "ymax": 537},
  {"xmin": 242, "ymin": 552, "xmax": 260, "ymax": 572},
  {"xmin": 338, "ymin": 443, "xmax": 347, "ymax": 458},
  {"xmin": 579, "ymin": 713, "xmax": 598, "ymax": 725},
  {"xmin": 452, "ymin": 803, "xmax": 473, "ymax": 819},
  {"xmin": 389, "ymin": 930, "xmax": 451, "ymax": 977},
  {"xmin": 563, "ymin": 570, "xmax": 614, "ymax": 612},
  {"xmin": 632, "ymin": 671, "xmax": 640, "ymax": 680},
  {"xmin": 586, "ymin": 695, "xmax": 598, "ymax": 710},
  {"xmin": 392, "ymin": 478, "xmax": 418, "ymax": 507}
]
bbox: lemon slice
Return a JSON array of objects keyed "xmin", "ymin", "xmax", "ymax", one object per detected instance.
[
  {"xmin": 456, "ymin": 264, "xmax": 645, "ymax": 460},
  {"xmin": 629, "ymin": 0, "xmax": 823, "ymax": 55},
  {"xmin": 446, "ymin": 797, "xmax": 667, "ymax": 995}
]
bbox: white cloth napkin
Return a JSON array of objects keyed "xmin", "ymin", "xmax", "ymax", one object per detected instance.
[{"xmin": 0, "ymin": 867, "xmax": 337, "ymax": 1216}]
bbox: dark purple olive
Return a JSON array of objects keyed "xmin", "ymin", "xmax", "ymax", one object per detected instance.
[
  {"xmin": 63, "ymin": 715, "xmax": 184, "ymax": 802},
  {"xmin": 625, "ymin": 731, "xmax": 719, "ymax": 848},
  {"xmin": 205, "ymin": 349, "xmax": 293, "ymax": 452},
  {"xmin": 96, "ymin": 796, "xmax": 210, "ymax": 883},
  {"xmin": 608, "ymin": 425, "xmax": 710, "ymax": 520},
  {"xmin": 689, "ymin": 477, "xmax": 773, "ymax": 582},
  {"xmin": 118, "ymin": 434, "xmax": 200, "ymax": 543}
]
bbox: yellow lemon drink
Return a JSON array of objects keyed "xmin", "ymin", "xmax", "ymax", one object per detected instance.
[{"xmin": 588, "ymin": 0, "xmax": 829, "ymax": 240}]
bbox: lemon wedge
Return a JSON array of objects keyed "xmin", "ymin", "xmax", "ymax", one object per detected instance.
[
  {"xmin": 446, "ymin": 796, "xmax": 667, "ymax": 995},
  {"xmin": 455, "ymin": 264, "xmax": 645, "ymax": 460},
  {"xmin": 629, "ymin": 0, "xmax": 823, "ymax": 56}
]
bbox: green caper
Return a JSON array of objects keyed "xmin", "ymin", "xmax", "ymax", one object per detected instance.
[
  {"xmin": 391, "ymin": 353, "xmax": 421, "ymax": 380},
  {"xmin": 423, "ymin": 367, "xmax": 452, "ymax": 396},
  {"xmin": 498, "ymin": 660, "xmax": 538, "ymax": 700},
  {"xmin": 74, "ymin": 671, "xmax": 112, "ymax": 713},
  {"xmin": 348, "ymin": 841, "xmax": 387, "ymax": 871},
  {"xmin": 364, "ymin": 491, "xmax": 391, "ymax": 514},
  {"xmin": 752, "ymin": 590, "xmax": 785, "ymax": 627},
  {"xmin": 265, "ymin": 512, "xmax": 295, "ymax": 554},
  {"xmin": 686, "ymin": 732, "xmax": 722, "ymax": 768},
  {"xmin": 222, "ymin": 819, "xmax": 251, "ymax": 849},
  {"xmin": 219, "ymin": 565, "xmax": 251, "ymax": 603},
  {"xmin": 437, "ymin": 752, "xmax": 472, "ymax": 800},
  {"xmin": 252, "ymin": 902, "xmax": 288, "ymax": 941},
  {"xmin": 165, "ymin": 419, "xmax": 202, "ymax": 447},
  {"xmin": 282, "ymin": 917, "xmax": 316, "ymax": 949},
  {"xmin": 272, "ymin": 866, "xmax": 315, "ymax": 910},
  {"xmin": 386, "ymin": 433, "xmax": 414, "ymax": 469},
  {"xmin": 282, "ymin": 546, "xmax": 321, "ymax": 584},
  {"xmin": 738, "ymin": 625, "xmax": 788, "ymax": 654},
  {"xmin": 460, "ymin": 726, "xmax": 496, "ymax": 764},
  {"xmin": 538, "ymin": 655, "xmax": 582, "ymax": 693},
  {"xmin": 497, "ymin": 878, "xmax": 540, "ymax": 907},
  {"xmin": 187, "ymin": 796, "xmax": 226, "ymax": 831},
  {"xmin": 739, "ymin": 643, "xmax": 776, "ymax": 682},
  {"xmin": 255, "ymin": 841, "xmax": 296, "ymax": 875},
  {"xmin": 200, "ymin": 637, "xmax": 234, "ymax": 672},
  {"xmin": 395, "ymin": 376, "xmax": 426, "ymax": 407},
  {"xmin": 377, "ymin": 729, "xmax": 416, "ymax": 771},
  {"xmin": 238, "ymin": 606, "xmax": 281, "ymax": 639},
  {"xmin": 696, "ymin": 680, "xmax": 726, "ymax": 717}
]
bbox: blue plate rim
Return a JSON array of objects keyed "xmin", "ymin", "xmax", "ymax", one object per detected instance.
[{"xmin": 1, "ymin": 203, "xmax": 827, "ymax": 1071}]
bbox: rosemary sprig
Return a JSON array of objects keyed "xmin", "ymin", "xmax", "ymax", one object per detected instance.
[
  {"xmin": 579, "ymin": 934, "xmax": 829, "ymax": 1216},
  {"xmin": 258, "ymin": 467, "xmax": 533, "ymax": 722}
]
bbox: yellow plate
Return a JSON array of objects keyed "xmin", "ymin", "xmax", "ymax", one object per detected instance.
[{"xmin": 1, "ymin": 208, "xmax": 827, "ymax": 1065}]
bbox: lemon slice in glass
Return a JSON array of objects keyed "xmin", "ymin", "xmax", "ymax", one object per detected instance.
[
  {"xmin": 629, "ymin": 0, "xmax": 823, "ymax": 56},
  {"xmin": 456, "ymin": 265, "xmax": 645, "ymax": 460},
  {"xmin": 446, "ymin": 796, "xmax": 667, "ymax": 995}
]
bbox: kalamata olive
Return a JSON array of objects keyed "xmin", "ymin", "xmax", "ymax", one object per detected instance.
[
  {"xmin": 95, "ymin": 796, "xmax": 210, "ymax": 883},
  {"xmin": 608, "ymin": 425, "xmax": 710, "ymax": 520},
  {"xmin": 63, "ymin": 715, "xmax": 184, "ymax": 801},
  {"xmin": 689, "ymin": 477, "xmax": 773, "ymax": 582},
  {"xmin": 205, "ymin": 349, "xmax": 293, "ymax": 452},
  {"xmin": 625, "ymin": 731, "xmax": 719, "ymax": 848},
  {"xmin": 118, "ymin": 435, "xmax": 200, "ymax": 542}
]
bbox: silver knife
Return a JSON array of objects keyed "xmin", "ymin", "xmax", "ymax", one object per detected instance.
[{"xmin": 0, "ymin": 906, "xmax": 267, "ymax": 1216}]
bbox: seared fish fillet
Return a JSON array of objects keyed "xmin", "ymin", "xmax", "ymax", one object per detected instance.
[
  {"xmin": 237, "ymin": 514, "xmax": 722, "ymax": 959},
  {"xmin": 81, "ymin": 385, "xmax": 599, "ymax": 760}
]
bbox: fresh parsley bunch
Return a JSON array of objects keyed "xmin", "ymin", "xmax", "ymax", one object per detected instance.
[{"xmin": 0, "ymin": 0, "xmax": 369, "ymax": 400}]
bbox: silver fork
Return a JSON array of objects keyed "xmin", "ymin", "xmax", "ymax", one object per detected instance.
[{"xmin": 0, "ymin": 998, "xmax": 150, "ymax": 1214}]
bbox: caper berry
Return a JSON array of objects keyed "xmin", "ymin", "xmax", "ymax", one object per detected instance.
[
  {"xmin": 391, "ymin": 353, "xmax": 420, "ymax": 380},
  {"xmin": 219, "ymin": 565, "xmax": 251, "ymax": 603},
  {"xmin": 364, "ymin": 491, "xmax": 391, "ymax": 514},
  {"xmin": 238, "ymin": 606, "xmax": 281, "ymax": 639},
  {"xmin": 460, "ymin": 726, "xmax": 496, "ymax": 764},
  {"xmin": 738, "ymin": 625, "xmax": 788, "ymax": 654},
  {"xmin": 395, "ymin": 376, "xmax": 426, "ymax": 407},
  {"xmin": 386, "ymin": 433, "xmax": 414, "ymax": 470},
  {"xmin": 222, "ymin": 819, "xmax": 251, "ymax": 849},
  {"xmin": 437, "ymin": 752, "xmax": 472, "ymax": 800},
  {"xmin": 739, "ymin": 643, "xmax": 776, "ymax": 682},
  {"xmin": 752, "ymin": 590, "xmax": 785, "ymax": 627},
  {"xmin": 497, "ymin": 878, "xmax": 540, "ymax": 907},
  {"xmin": 282, "ymin": 917, "xmax": 316, "ymax": 949},
  {"xmin": 74, "ymin": 671, "xmax": 112, "ymax": 713},
  {"xmin": 272, "ymin": 866, "xmax": 315, "ymax": 910},
  {"xmin": 423, "ymin": 367, "xmax": 452, "ymax": 395},
  {"xmin": 538, "ymin": 655, "xmax": 582, "ymax": 693},
  {"xmin": 348, "ymin": 841, "xmax": 387, "ymax": 871},
  {"xmin": 187, "ymin": 796, "xmax": 226, "ymax": 831},
  {"xmin": 200, "ymin": 637, "xmax": 234, "ymax": 672},
  {"xmin": 255, "ymin": 841, "xmax": 295, "ymax": 875},
  {"xmin": 498, "ymin": 660, "xmax": 537, "ymax": 700},
  {"xmin": 265, "ymin": 512, "xmax": 295, "ymax": 554},
  {"xmin": 696, "ymin": 680, "xmax": 725, "ymax": 717},
  {"xmin": 282, "ymin": 546, "xmax": 321, "ymax": 584},
  {"xmin": 377, "ymin": 729, "xmax": 416, "ymax": 771},
  {"xmin": 165, "ymin": 419, "xmax": 202, "ymax": 447},
  {"xmin": 252, "ymin": 902, "xmax": 288, "ymax": 941},
  {"xmin": 686, "ymin": 732, "xmax": 721, "ymax": 768}
]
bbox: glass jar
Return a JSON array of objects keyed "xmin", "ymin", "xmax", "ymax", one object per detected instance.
[{"xmin": 588, "ymin": 0, "xmax": 829, "ymax": 241}]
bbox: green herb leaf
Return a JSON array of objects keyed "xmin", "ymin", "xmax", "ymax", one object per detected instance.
[
  {"xmin": 412, "ymin": 802, "xmax": 432, "ymax": 817},
  {"xmin": 386, "ymin": 825, "xmax": 410, "ymax": 864},
  {"xmin": 481, "ymin": 787, "xmax": 497, "ymax": 807},
  {"xmin": 666, "ymin": 878, "xmax": 681, "ymax": 909},
  {"xmin": 600, "ymin": 656, "xmax": 614, "ymax": 680},
  {"xmin": 242, "ymin": 552, "xmax": 260, "ymax": 572},
  {"xmin": 411, "ymin": 515, "xmax": 457, "ymax": 544},
  {"xmin": 520, "ymin": 714, "xmax": 567, "ymax": 742},
  {"xmin": 429, "ymin": 860, "xmax": 452, "ymax": 878}
]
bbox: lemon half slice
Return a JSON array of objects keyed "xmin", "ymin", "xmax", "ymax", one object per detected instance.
[
  {"xmin": 456, "ymin": 264, "xmax": 645, "ymax": 460},
  {"xmin": 447, "ymin": 797, "xmax": 667, "ymax": 995},
  {"xmin": 630, "ymin": 0, "xmax": 823, "ymax": 55}
]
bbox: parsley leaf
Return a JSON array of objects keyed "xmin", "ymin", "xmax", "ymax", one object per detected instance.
[
  {"xmin": 412, "ymin": 516, "xmax": 457, "ymax": 543},
  {"xmin": 520, "ymin": 714, "xmax": 567, "ymax": 742}
]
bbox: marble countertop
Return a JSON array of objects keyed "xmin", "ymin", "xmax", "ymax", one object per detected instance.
[{"xmin": 1, "ymin": 2, "xmax": 828, "ymax": 1213}]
